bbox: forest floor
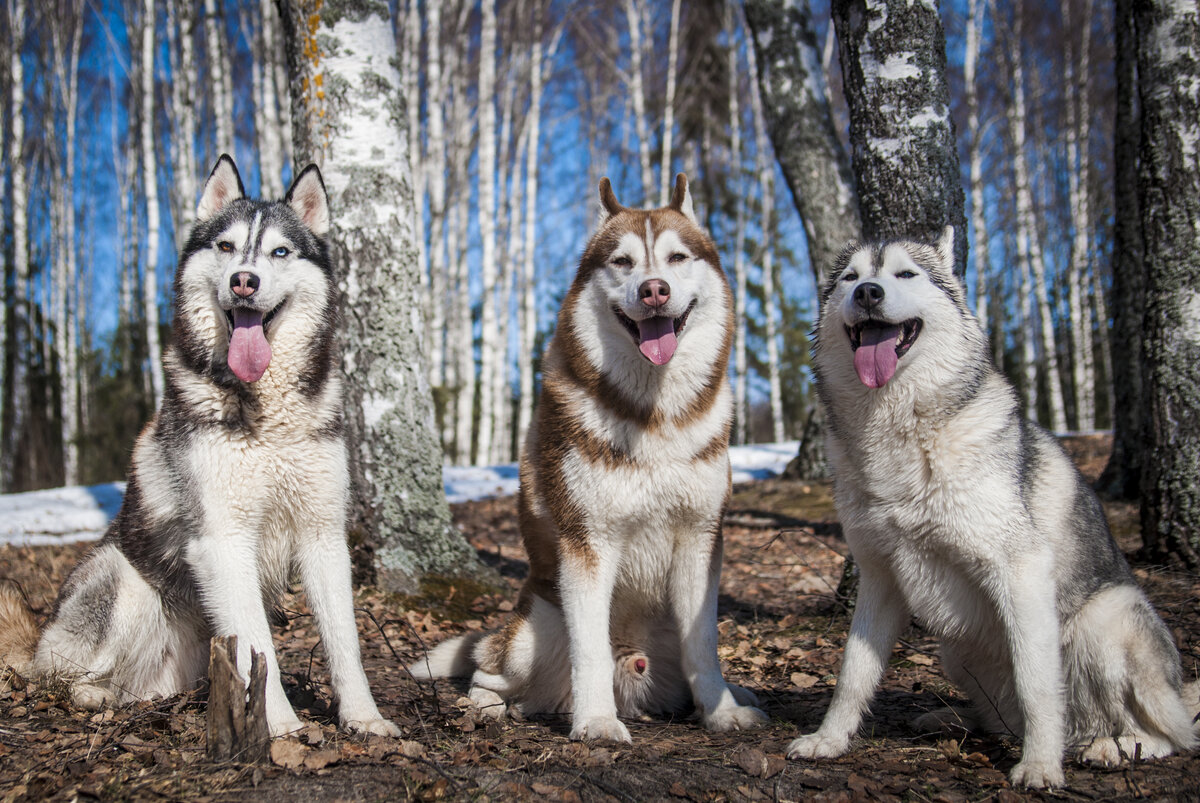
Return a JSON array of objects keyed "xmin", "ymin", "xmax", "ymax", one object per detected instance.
[{"xmin": 1, "ymin": 434, "xmax": 1198, "ymax": 802}]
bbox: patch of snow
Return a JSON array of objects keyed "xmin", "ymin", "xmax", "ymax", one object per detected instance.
[{"xmin": 0, "ymin": 443, "xmax": 805, "ymax": 544}]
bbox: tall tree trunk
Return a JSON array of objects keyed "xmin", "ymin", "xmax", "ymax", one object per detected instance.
[
  {"xmin": 450, "ymin": 36, "xmax": 475, "ymax": 466},
  {"xmin": 1063, "ymin": 0, "xmax": 1097, "ymax": 432},
  {"xmin": 255, "ymin": 0, "xmax": 286, "ymax": 199},
  {"xmin": 475, "ymin": 0, "xmax": 499, "ymax": 466},
  {"xmin": 1099, "ymin": 0, "xmax": 1137, "ymax": 496},
  {"xmin": 746, "ymin": 29, "xmax": 785, "ymax": 443},
  {"xmin": 743, "ymin": 0, "xmax": 861, "ymax": 288},
  {"xmin": 1006, "ymin": 0, "xmax": 1066, "ymax": 432},
  {"xmin": 726, "ymin": 0, "xmax": 749, "ymax": 445},
  {"xmin": 659, "ymin": 0, "xmax": 681, "ymax": 206},
  {"xmin": 205, "ymin": 0, "xmax": 234, "ymax": 154},
  {"xmin": 168, "ymin": 0, "xmax": 199, "ymax": 245},
  {"xmin": 623, "ymin": 0, "xmax": 653, "ymax": 203},
  {"xmin": 277, "ymin": 0, "xmax": 486, "ymax": 590},
  {"xmin": 141, "ymin": 0, "xmax": 165, "ymax": 408},
  {"xmin": 1136, "ymin": 0, "xmax": 1200, "ymax": 567},
  {"xmin": 2, "ymin": 0, "xmax": 28, "ymax": 491},
  {"xmin": 964, "ymin": 0, "xmax": 992, "ymax": 332},
  {"xmin": 832, "ymin": 0, "xmax": 967, "ymax": 276},
  {"xmin": 425, "ymin": 0, "xmax": 448, "ymax": 409}
]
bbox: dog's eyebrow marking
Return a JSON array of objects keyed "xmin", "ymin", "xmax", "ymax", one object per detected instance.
[
  {"xmin": 645, "ymin": 218, "xmax": 654, "ymax": 268},
  {"xmin": 242, "ymin": 211, "xmax": 264, "ymax": 261}
]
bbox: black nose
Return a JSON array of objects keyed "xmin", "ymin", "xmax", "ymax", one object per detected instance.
[
  {"xmin": 853, "ymin": 281, "xmax": 884, "ymax": 310},
  {"xmin": 230, "ymin": 271, "xmax": 260, "ymax": 298}
]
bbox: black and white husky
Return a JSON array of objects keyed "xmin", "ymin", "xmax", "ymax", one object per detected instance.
[
  {"xmin": 411, "ymin": 176, "xmax": 766, "ymax": 742},
  {"xmin": 787, "ymin": 228, "xmax": 1197, "ymax": 787},
  {"xmin": 0, "ymin": 156, "xmax": 398, "ymax": 738}
]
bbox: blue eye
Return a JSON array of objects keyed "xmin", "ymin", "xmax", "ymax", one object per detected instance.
[{"xmin": 272, "ymin": 246, "xmax": 290, "ymax": 258}]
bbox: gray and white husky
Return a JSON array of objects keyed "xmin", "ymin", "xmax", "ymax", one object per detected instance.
[
  {"xmin": 410, "ymin": 176, "xmax": 766, "ymax": 742},
  {"xmin": 0, "ymin": 156, "xmax": 398, "ymax": 738},
  {"xmin": 787, "ymin": 228, "xmax": 1197, "ymax": 787}
]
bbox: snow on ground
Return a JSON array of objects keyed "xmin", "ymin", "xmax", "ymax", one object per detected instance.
[{"xmin": 0, "ymin": 442, "xmax": 800, "ymax": 547}]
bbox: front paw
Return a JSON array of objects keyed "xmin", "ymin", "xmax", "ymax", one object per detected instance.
[
  {"xmin": 704, "ymin": 703, "xmax": 768, "ymax": 732},
  {"xmin": 570, "ymin": 715, "xmax": 631, "ymax": 743},
  {"xmin": 345, "ymin": 717, "xmax": 402, "ymax": 738},
  {"xmin": 270, "ymin": 718, "xmax": 307, "ymax": 738},
  {"xmin": 1009, "ymin": 757, "xmax": 1065, "ymax": 789},
  {"xmin": 787, "ymin": 731, "xmax": 851, "ymax": 759}
]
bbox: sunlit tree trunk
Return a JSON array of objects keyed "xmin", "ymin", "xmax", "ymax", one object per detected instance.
[
  {"xmin": 832, "ymin": 0, "xmax": 967, "ymax": 274},
  {"xmin": 2, "ymin": 0, "xmax": 28, "ymax": 491},
  {"xmin": 475, "ymin": 0, "xmax": 499, "ymax": 466},
  {"xmin": 278, "ymin": 0, "xmax": 485, "ymax": 590},
  {"xmin": 425, "ymin": 0, "xmax": 448, "ymax": 411},
  {"xmin": 726, "ymin": 0, "xmax": 749, "ymax": 445},
  {"xmin": 141, "ymin": 0, "xmax": 165, "ymax": 408},
  {"xmin": 1063, "ymin": 0, "xmax": 1097, "ymax": 431},
  {"xmin": 1006, "ymin": 0, "xmax": 1065, "ymax": 432},
  {"xmin": 167, "ymin": 0, "xmax": 199, "ymax": 245},
  {"xmin": 964, "ymin": 0, "xmax": 992, "ymax": 332},
  {"xmin": 1136, "ymin": 0, "xmax": 1200, "ymax": 568},
  {"xmin": 623, "ymin": 0, "xmax": 653, "ymax": 203},
  {"xmin": 659, "ymin": 0, "xmax": 681, "ymax": 206},
  {"xmin": 743, "ymin": 0, "xmax": 861, "ymax": 289},
  {"xmin": 204, "ymin": 0, "xmax": 233, "ymax": 153},
  {"xmin": 746, "ymin": 29, "xmax": 785, "ymax": 443},
  {"xmin": 255, "ymin": 0, "xmax": 286, "ymax": 199}
]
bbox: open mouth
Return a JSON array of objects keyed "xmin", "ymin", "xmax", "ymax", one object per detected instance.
[
  {"xmin": 845, "ymin": 318, "xmax": 921, "ymax": 388},
  {"xmin": 613, "ymin": 299, "xmax": 697, "ymax": 365},
  {"xmin": 223, "ymin": 302, "xmax": 284, "ymax": 383}
]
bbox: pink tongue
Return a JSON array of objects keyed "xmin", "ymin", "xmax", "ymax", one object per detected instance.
[
  {"xmin": 637, "ymin": 316, "xmax": 678, "ymax": 365},
  {"xmin": 853, "ymin": 325, "xmax": 900, "ymax": 388},
  {"xmin": 228, "ymin": 308, "xmax": 272, "ymax": 382}
]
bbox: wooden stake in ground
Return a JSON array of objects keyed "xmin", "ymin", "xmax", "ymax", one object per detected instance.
[{"xmin": 206, "ymin": 635, "xmax": 269, "ymax": 763}]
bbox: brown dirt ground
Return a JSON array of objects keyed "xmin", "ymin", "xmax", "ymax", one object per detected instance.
[{"xmin": 1, "ymin": 434, "xmax": 1198, "ymax": 802}]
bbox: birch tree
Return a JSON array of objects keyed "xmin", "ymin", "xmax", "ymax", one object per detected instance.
[
  {"xmin": 963, "ymin": 0, "xmax": 992, "ymax": 330},
  {"xmin": 167, "ymin": 0, "xmax": 199, "ymax": 246},
  {"xmin": 0, "ymin": 0, "xmax": 27, "ymax": 491},
  {"xmin": 624, "ymin": 0, "xmax": 653, "ymax": 203},
  {"xmin": 204, "ymin": 0, "xmax": 234, "ymax": 153},
  {"xmin": 832, "ymin": 0, "xmax": 967, "ymax": 275},
  {"xmin": 726, "ymin": 1, "xmax": 750, "ymax": 445},
  {"xmin": 475, "ymin": 0, "xmax": 499, "ymax": 466},
  {"xmin": 1062, "ymin": 0, "xmax": 1096, "ymax": 431},
  {"xmin": 1005, "ymin": 0, "xmax": 1066, "ymax": 432},
  {"xmin": 743, "ymin": 0, "xmax": 861, "ymax": 288},
  {"xmin": 1099, "ymin": 0, "xmax": 1143, "ymax": 499},
  {"xmin": 425, "ymin": 0, "xmax": 449, "ymax": 404},
  {"xmin": 659, "ymin": 0, "xmax": 681, "ymax": 206},
  {"xmin": 141, "ymin": 0, "xmax": 165, "ymax": 407},
  {"xmin": 277, "ymin": 0, "xmax": 485, "ymax": 590},
  {"xmin": 746, "ymin": 30, "xmax": 785, "ymax": 444},
  {"xmin": 1136, "ymin": 0, "xmax": 1200, "ymax": 567}
]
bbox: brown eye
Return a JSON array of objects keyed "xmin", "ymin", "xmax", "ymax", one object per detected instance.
[
  {"xmin": 896, "ymin": 270, "xmax": 917, "ymax": 279},
  {"xmin": 217, "ymin": 241, "xmax": 235, "ymax": 253},
  {"xmin": 668, "ymin": 252, "xmax": 688, "ymax": 263},
  {"xmin": 841, "ymin": 271, "xmax": 858, "ymax": 282},
  {"xmin": 613, "ymin": 255, "xmax": 633, "ymax": 268}
]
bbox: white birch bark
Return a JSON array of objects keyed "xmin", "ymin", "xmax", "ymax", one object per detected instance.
[
  {"xmin": 256, "ymin": 0, "xmax": 286, "ymax": 199},
  {"xmin": 727, "ymin": 0, "xmax": 749, "ymax": 445},
  {"xmin": 451, "ymin": 24, "xmax": 476, "ymax": 465},
  {"xmin": 517, "ymin": 7, "xmax": 550, "ymax": 448},
  {"xmin": 142, "ymin": 0, "xmax": 165, "ymax": 407},
  {"xmin": 204, "ymin": 0, "xmax": 234, "ymax": 153},
  {"xmin": 747, "ymin": 32, "xmax": 785, "ymax": 443},
  {"xmin": 659, "ymin": 0, "xmax": 682, "ymax": 206},
  {"xmin": 52, "ymin": 4, "xmax": 83, "ymax": 485},
  {"xmin": 1008, "ymin": 0, "xmax": 1066, "ymax": 432},
  {"xmin": 2, "ymin": 0, "xmax": 29, "ymax": 488},
  {"xmin": 167, "ymin": 0, "xmax": 199, "ymax": 245},
  {"xmin": 426, "ymin": 0, "xmax": 448, "ymax": 399},
  {"xmin": 1062, "ymin": 0, "xmax": 1096, "ymax": 431},
  {"xmin": 475, "ymin": 0, "xmax": 499, "ymax": 465},
  {"xmin": 623, "ymin": 0, "xmax": 653, "ymax": 203},
  {"xmin": 965, "ymin": 0, "xmax": 992, "ymax": 331},
  {"xmin": 277, "ymin": 0, "xmax": 483, "ymax": 589},
  {"xmin": 404, "ymin": 0, "xmax": 427, "ymax": 305}
]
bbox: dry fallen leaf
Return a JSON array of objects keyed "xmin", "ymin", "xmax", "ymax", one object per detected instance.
[
  {"xmin": 269, "ymin": 738, "xmax": 308, "ymax": 769},
  {"xmin": 790, "ymin": 672, "xmax": 819, "ymax": 690}
]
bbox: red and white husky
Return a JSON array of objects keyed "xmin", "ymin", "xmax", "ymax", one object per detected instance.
[{"xmin": 412, "ymin": 176, "xmax": 765, "ymax": 742}]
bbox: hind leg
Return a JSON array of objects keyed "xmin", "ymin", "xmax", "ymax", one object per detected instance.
[
  {"xmin": 1065, "ymin": 586, "xmax": 1198, "ymax": 765},
  {"xmin": 468, "ymin": 594, "xmax": 572, "ymax": 720}
]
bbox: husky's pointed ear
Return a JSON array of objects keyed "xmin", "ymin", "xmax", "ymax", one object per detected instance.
[
  {"xmin": 196, "ymin": 154, "xmax": 245, "ymax": 222},
  {"xmin": 285, "ymin": 164, "xmax": 331, "ymax": 237},
  {"xmin": 668, "ymin": 173, "xmax": 696, "ymax": 223},
  {"xmin": 935, "ymin": 226, "xmax": 955, "ymax": 272},
  {"xmin": 598, "ymin": 177, "xmax": 625, "ymax": 223}
]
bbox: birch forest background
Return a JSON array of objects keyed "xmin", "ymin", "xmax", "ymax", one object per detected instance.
[{"xmin": 0, "ymin": 0, "xmax": 1126, "ymax": 492}]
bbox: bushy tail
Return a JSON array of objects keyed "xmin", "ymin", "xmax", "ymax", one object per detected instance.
[
  {"xmin": 408, "ymin": 632, "xmax": 485, "ymax": 680},
  {"xmin": 0, "ymin": 583, "xmax": 40, "ymax": 676}
]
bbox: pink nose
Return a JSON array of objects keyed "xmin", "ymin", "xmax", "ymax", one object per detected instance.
[
  {"xmin": 231, "ymin": 271, "xmax": 260, "ymax": 298},
  {"xmin": 639, "ymin": 279, "xmax": 670, "ymax": 309}
]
